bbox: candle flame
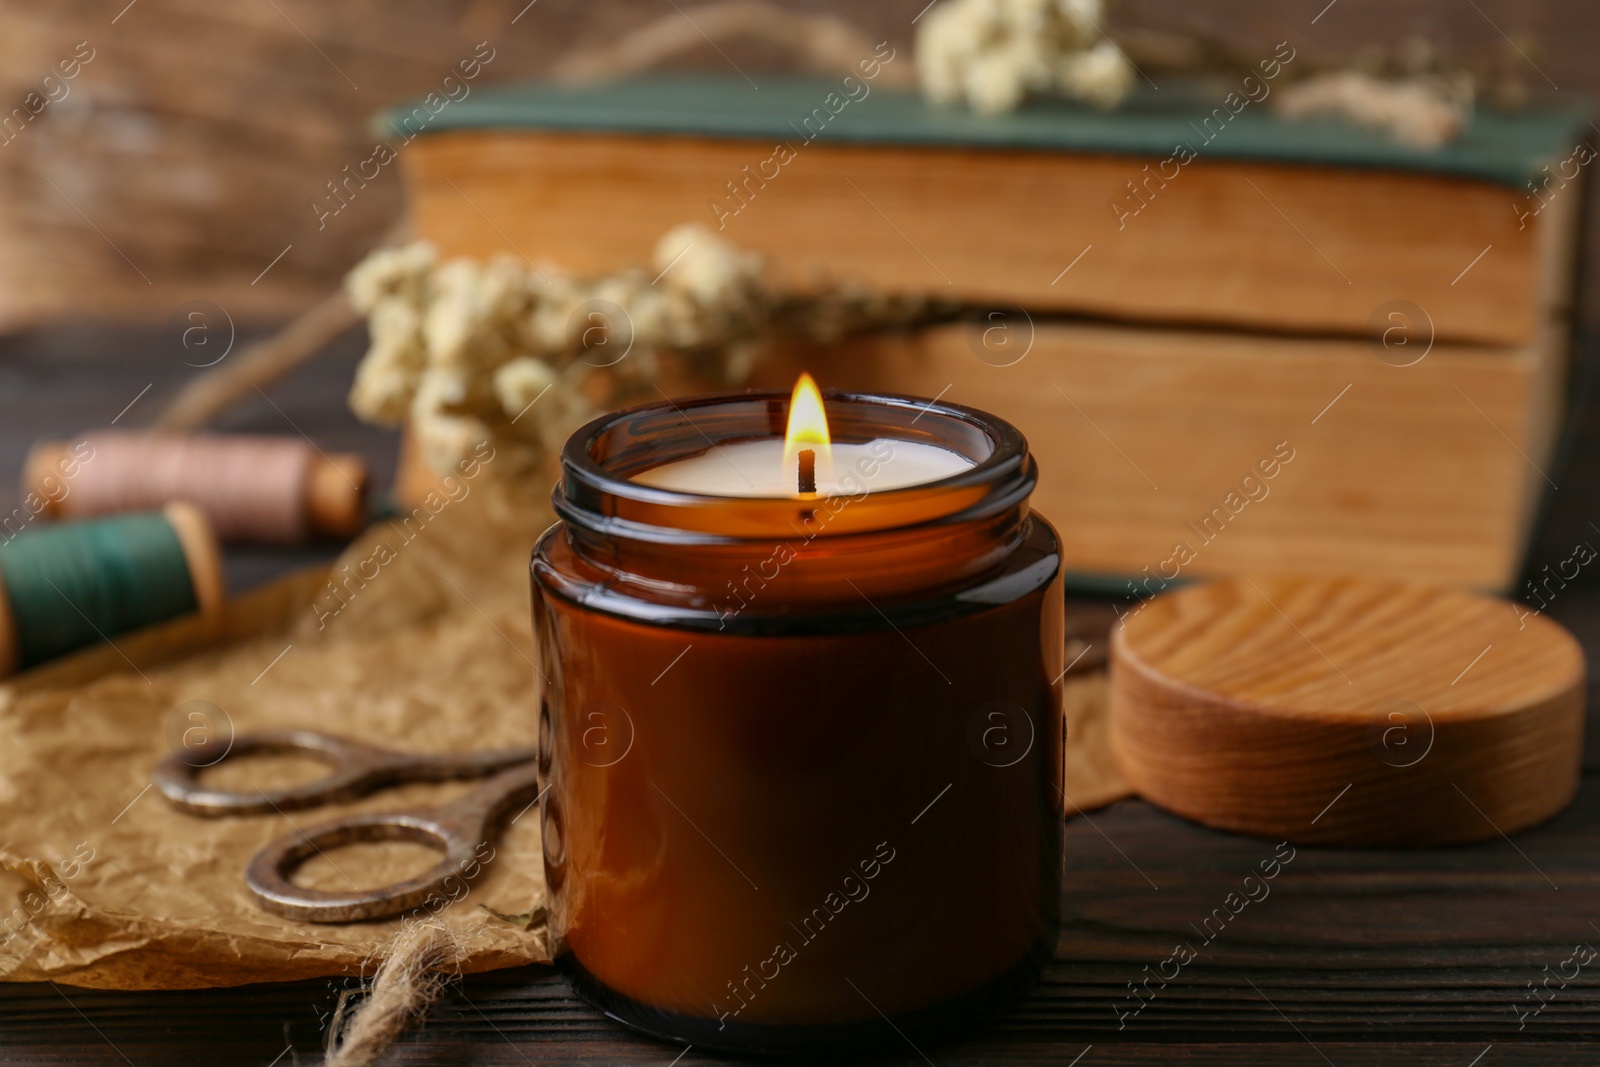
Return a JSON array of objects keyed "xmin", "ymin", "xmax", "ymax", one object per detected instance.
[{"xmin": 783, "ymin": 372, "xmax": 832, "ymax": 489}]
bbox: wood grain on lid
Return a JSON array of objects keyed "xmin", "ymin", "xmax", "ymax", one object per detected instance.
[{"xmin": 1110, "ymin": 576, "xmax": 1585, "ymax": 845}]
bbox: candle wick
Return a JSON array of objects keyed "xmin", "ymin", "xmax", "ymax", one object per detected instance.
[{"xmin": 797, "ymin": 449, "xmax": 816, "ymax": 494}]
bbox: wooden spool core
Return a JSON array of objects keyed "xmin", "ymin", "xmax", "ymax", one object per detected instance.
[
  {"xmin": 303, "ymin": 453, "xmax": 370, "ymax": 539},
  {"xmin": 162, "ymin": 501, "xmax": 228, "ymax": 621},
  {"xmin": 1110, "ymin": 576, "xmax": 1585, "ymax": 846}
]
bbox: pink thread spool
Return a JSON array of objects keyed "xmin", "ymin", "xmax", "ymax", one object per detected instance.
[{"xmin": 22, "ymin": 433, "xmax": 368, "ymax": 545}]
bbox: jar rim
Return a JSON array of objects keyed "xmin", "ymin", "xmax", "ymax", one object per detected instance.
[{"xmin": 554, "ymin": 389, "xmax": 1035, "ymax": 543}]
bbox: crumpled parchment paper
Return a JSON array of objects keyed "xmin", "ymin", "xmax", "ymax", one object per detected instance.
[
  {"xmin": 0, "ymin": 485, "xmax": 553, "ymax": 989},
  {"xmin": 0, "ymin": 485, "xmax": 1125, "ymax": 990}
]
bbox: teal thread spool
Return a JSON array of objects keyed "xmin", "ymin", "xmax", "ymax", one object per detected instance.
[{"xmin": 0, "ymin": 503, "xmax": 224, "ymax": 678}]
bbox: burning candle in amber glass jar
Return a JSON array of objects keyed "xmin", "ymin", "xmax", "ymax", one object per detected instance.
[{"xmin": 531, "ymin": 376, "xmax": 1065, "ymax": 1054}]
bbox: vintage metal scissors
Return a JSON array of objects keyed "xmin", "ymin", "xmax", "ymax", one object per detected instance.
[{"xmin": 153, "ymin": 730, "xmax": 540, "ymax": 924}]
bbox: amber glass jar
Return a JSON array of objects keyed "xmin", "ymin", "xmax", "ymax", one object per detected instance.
[{"xmin": 530, "ymin": 390, "xmax": 1064, "ymax": 1053}]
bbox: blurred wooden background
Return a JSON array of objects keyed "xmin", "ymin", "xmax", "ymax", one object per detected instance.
[{"xmin": 0, "ymin": 0, "xmax": 1594, "ymax": 335}]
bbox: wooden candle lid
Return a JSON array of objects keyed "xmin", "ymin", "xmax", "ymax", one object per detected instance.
[{"xmin": 1110, "ymin": 576, "xmax": 1585, "ymax": 846}]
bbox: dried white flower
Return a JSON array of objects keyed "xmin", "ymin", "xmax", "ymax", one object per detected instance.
[
  {"xmin": 1275, "ymin": 70, "xmax": 1472, "ymax": 148},
  {"xmin": 916, "ymin": 0, "xmax": 1132, "ymax": 114},
  {"xmin": 1058, "ymin": 40, "xmax": 1136, "ymax": 110},
  {"xmin": 493, "ymin": 356, "xmax": 559, "ymax": 415},
  {"xmin": 345, "ymin": 242, "xmax": 435, "ymax": 310},
  {"xmin": 346, "ymin": 225, "xmax": 955, "ymax": 482},
  {"xmin": 348, "ymin": 299, "xmax": 427, "ymax": 425},
  {"xmin": 654, "ymin": 223, "xmax": 762, "ymax": 303}
]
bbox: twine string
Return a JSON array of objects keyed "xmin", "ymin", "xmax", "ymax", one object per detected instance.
[{"xmin": 325, "ymin": 921, "xmax": 462, "ymax": 1067}]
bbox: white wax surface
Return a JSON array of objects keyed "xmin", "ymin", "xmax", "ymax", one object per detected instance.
[{"xmin": 634, "ymin": 438, "xmax": 975, "ymax": 497}]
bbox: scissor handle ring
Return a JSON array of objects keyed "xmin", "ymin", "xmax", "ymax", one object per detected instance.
[
  {"xmin": 243, "ymin": 761, "xmax": 541, "ymax": 922},
  {"xmin": 154, "ymin": 731, "xmax": 399, "ymax": 815},
  {"xmin": 245, "ymin": 811, "xmax": 486, "ymax": 923},
  {"xmin": 154, "ymin": 730, "xmax": 537, "ymax": 816}
]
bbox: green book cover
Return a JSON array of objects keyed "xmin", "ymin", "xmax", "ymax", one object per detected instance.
[{"xmin": 381, "ymin": 75, "xmax": 1589, "ymax": 189}]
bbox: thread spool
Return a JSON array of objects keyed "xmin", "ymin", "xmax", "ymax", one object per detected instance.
[
  {"xmin": 1110, "ymin": 575, "xmax": 1585, "ymax": 846},
  {"xmin": 0, "ymin": 503, "xmax": 225, "ymax": 679},
  {"xmin": 23, "ymin": 433, "xmax": 368, "ymax": 544}
]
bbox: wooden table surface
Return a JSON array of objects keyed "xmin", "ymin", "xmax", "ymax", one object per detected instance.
[{"xmin": 2, "ymin": 326, "xmax": 1599, "ymax": 1065}]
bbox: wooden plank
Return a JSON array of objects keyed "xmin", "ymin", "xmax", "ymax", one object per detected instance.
[
  {"xmin": 2, "ymin": 769, "xmax": 1599, "ymax": 1055},
  {"xmin": 0, "ymin": 1040, "xmax": 1590, "ymax": 1067}
]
